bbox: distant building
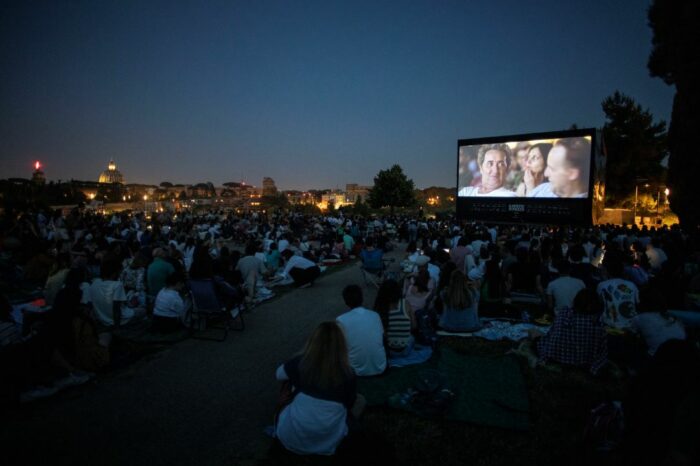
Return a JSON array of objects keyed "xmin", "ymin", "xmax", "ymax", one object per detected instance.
[
  {"xmin": 345, "ymin": 183, "xmax": 371, "ymax": 203},
  {"xmin": 31, "ymin": 161, "xmax": 46, "ymax": 185},
  {"xmin": 262, "ymin": 177, "xmax": 277, "ymax": 196},
  {"xmin": 98, "ymin": 159, "xmax": 125, "ymax": 184},
  {"xmin": 320, "ymin": 192, "xmax": 349, "ymax": 210}
]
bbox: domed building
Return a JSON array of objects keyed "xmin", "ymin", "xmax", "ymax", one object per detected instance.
[{"xmin": 98, "ymin": 159, "xmax": 125, "ymax": 184}]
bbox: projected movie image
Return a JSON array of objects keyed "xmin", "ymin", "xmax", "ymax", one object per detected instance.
[{"xmin": 458, "ymin": 136, "xmax": 592, "ymax": 199}]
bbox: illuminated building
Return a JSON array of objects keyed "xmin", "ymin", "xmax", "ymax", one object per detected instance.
[
  {"xmin": 98, "ymin": 159, "xmax": 125, "ymax": 184},
  {"xmin": 262, "ymin": 177, "xmax": 277, "ymax": 196},
  {"xmin": 31, "ymin": 161, "xmax": 46, "ymax": 185}
]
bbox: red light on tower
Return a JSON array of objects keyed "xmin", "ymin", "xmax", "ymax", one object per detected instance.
[{"xmin": 35, "ymin": 161, "xmax": 41, "ymax": 170}]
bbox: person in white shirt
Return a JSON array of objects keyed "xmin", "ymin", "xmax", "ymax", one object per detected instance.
[
  {"xmin": 280, "ymin": 249, "xmax": 320, "ymax": 288},
  {"xmin": 645, "ymin": 240, "xmax": 668, "ymax": 272},
  {"xmin": 336, "ymin": 285, "xmax": 386, "ymax": 376},
  {"xmin": 82, "ymin": 257, "xmax": 144, "ymax": 329},
  {"xmin": 631, "ymin": 288, "xmax": 686, "ymax": 356},
  {"xmin": 546, "ymin": 261, "xmax": 586, "ymax": 315},
  {"xmin": 152, "ymin": 272, "xmax": 190, "ymax": 333}
]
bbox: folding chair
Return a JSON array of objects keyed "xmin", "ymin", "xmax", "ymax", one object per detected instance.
[
  {"xmin": 359, "ymin": 248, "xmax": 386, "ymax": 288},
  {"xmin": 187, "ymin": 279, "xmax": 244, "ymax": 341}
]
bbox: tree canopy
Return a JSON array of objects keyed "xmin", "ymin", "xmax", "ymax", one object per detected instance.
[
  {"xmin": 367, "ymin": 164, "xmax": 416, "ymax": 213},
  {"xmin": 648, "ymin": 0, "xmax": 700, "ymax": 227},
  {"xmin": 601, "ymin": 91, "xmax": 667, "ymax": 204}
]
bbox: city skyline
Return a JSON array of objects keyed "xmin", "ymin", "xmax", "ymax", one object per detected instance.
[{"xmin": 1, "ymin": 1, "xmax": 674, "ymax": 190}]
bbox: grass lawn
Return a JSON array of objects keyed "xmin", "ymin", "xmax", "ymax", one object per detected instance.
[{"xmin": 259, "ymin": 337, "xmax": 627, "ymax": 466}]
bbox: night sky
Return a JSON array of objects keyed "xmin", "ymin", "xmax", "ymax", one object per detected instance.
[{"xmin": 0, "ymin": 0, "xmax": 674, "ymax": 190}]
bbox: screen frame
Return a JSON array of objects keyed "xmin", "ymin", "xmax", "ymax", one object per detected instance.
[{"xmin": 456, "ymin": 128, "xmax": 597, "ymax": 225}]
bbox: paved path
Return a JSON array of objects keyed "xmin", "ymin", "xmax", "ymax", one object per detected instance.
[{"xmin": 4, "ymin": 252, "xmax": 403, "ymax": 466}]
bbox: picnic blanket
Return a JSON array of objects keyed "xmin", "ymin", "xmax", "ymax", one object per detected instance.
[
  {"xmin": 357, "ymin": 348, "xmax": 530, "ymax": 431},
  {"xmin": 437, "ymin": 320, "xmax": 550, "ymax": 341}
]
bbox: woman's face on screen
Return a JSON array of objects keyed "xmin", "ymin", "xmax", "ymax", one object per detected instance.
[{"xmin": 527, "ymin": 147, "xmax": 545, "ymax": 174}]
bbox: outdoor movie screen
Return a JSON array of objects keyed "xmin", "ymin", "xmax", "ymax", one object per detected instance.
[
  {"xmin": 458, "ymin": 134, "xmax": 592, "ymax": 199},
  {"xmin": 456, "ymin": 128, "xmax": 597, "ymax": 225}
]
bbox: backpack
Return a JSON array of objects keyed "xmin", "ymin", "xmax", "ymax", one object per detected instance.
[{"xmin": 414, "ymin": 308, "xmax": 438, "ymax": 347}]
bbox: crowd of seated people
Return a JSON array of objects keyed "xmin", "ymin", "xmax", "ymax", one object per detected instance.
[{"xmin": 2, "ymin": 204, "xmax": 700, "ymax": 462}]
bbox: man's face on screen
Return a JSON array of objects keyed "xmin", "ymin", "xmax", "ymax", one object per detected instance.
[
  {"xmin": 544, "ymin": 146, "xmax": 574, "ymax": 196},
  {"xmin": 480, "ymin": 149, "xmax": 508, "ymax": 193}
]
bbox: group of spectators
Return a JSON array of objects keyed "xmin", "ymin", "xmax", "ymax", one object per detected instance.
[
  {"xmin": 2, "ymin": 204, "xmax": 699, "ymax": 463},
  {"xmin": 274, "ymin": 217, "xmax": 700, "ymax": 462}
]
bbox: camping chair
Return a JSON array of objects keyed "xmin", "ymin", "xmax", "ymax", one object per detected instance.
[
  {"xmin": 187, "ymin": 279, "xmax": 244, "ymax": 341},
  {"xmin": 359, "ymin": 248, "xmax": 391, "ymax": 288}
]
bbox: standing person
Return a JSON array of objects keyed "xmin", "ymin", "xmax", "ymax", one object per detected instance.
[
  {"xmin": 336, "ymin": 285, "xmax": 386, "ymax": 376},
  {"xmin": 280, "ymin": 249, "xmax": 320, "ymax": 288},
  {"xmin": 274, "ymin": 321, "xmax": 364, "ymax": 456}
]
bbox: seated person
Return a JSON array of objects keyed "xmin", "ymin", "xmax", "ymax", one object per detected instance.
[
  {"xmin": 439, "ymin": 270, "xmax": 480, "ymax": 332},
  {"xmin": 545, "ymin": 260, "xmax": 586, "ymax": 315},
  {"xmin": 82, "ymin": 256, "xmax": 145, "ymax": 329},
  {"xmin": 359, "ymin": 238, "xmax": 384, "ymax": 273},
  {"xmin": 374, "ymin": 279, "xmax": 415, "ymax": 356},
  {"xmin": 280, "ymin": 249, "xmax": 320, "ymax": 288},
  {"xmin": 236, "ymin": 243, "xmax": 267, "ymax": 305},
  {"xmin": 597, "ymin": 254, "xmax": 639, "ymax": 330},
  {"xmin": 274, "ymin": 321, "xmax": 364, "ymax": 455},
  {"xmin": 532, "ymin": 289, "xmax": 608, "ymax": 374},
  {"xmin": 152, "ymin": 272, "xmax": 190, "ymax": 333},
  {"xmin": 403, "ymin": 258, "xmax": 435, "ymax": 312},
  {"xmin": 336, "ymin": 285, "xmax": 386, "ymax": 376},
  {"xmin": 631, "ymin": 288, "xmax": 686, "ymax": 356}
]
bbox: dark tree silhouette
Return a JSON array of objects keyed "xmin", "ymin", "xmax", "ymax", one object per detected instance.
[
  {"xmin": 648, "ymin": 0, "xmax": 700, "ymax": 227},
  {"xmin": 367, "ymin": 164, "xmax": 416, "ymax": 213},
  {"xmin": 601, "ymin": 91, "xmax": 667, "ymax": 204}
]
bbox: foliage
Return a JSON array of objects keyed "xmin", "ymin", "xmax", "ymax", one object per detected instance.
[
  {"xmin": 159, "ymin": 181, "xmax": 173, "ymax": 188},
  {"xmin": 261, "ymin": 193, "xmax": 290, "ymax": 211},
  {"xmin": 601, "ymin": 91, "xmax": 667, "ymax": 204},
  {"xmin": 367, "ymin": 165, "xmax": 416, "ymax": 213},
  {"xmin": 648, "ymin": 0, "xmax": 700, "ymax": 227}
]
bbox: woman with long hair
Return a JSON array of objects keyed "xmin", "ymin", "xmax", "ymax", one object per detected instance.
[
  {"xmin": 374, "ymin": 279, "xmax": 415, "ymax": 355},
  {"xmin": 404, "ymin": 265, "xmax": 435, "ymax": 312},
  {"xmin": 275, "ymin": 321, "xmax": 364, "ymax": 456},
  {"xmin": 439, "ymin": 270, "xmax": 481, "ymax": 332},
  {"xmin": 517, "ymin": 143, "xmax": 552, "ymax": 196}
]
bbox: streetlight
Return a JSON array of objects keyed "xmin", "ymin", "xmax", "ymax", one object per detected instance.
[{"xmin": 143, "ymin": 194, "xmax": 148, "ymax": 213}]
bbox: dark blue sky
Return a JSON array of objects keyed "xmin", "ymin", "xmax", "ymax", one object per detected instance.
[{"xmin": 0, "ymin": 0, "xmax": 674, "ymax": 190}]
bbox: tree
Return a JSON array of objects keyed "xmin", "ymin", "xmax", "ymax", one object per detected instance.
[
  {"xmin": 367, "ymin": 164, "xmax": 416, "ymax": 213},
  {"xmin": 159, "ymin": 181, "xmax": 173, "ymax": 188},
  {"xmin": 648, "ymin": 0, "xmax": 700, "ymax": 227},
  {"xmin": 601, "ymin": 91, "xmax": 667, "ymax": 204}
]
